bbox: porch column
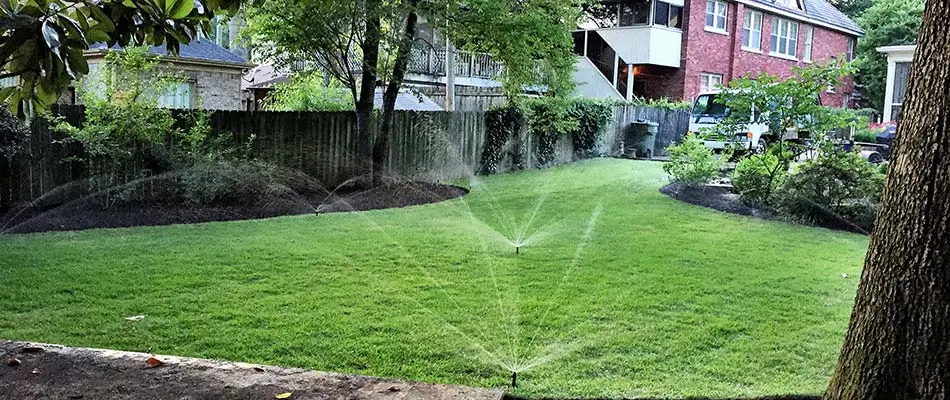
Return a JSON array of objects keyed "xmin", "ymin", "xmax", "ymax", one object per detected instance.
[{"xmin": 626, "ymin": 64, "xmax": 634, "ymax": 101}]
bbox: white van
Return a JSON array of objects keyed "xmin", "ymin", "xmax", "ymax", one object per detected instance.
[{"xmin": 688, "ymin": 90, "xmax": 769, "ymax": 153}]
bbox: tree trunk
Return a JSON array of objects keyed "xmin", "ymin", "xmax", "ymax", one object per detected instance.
[
  {"xmin": 355, "ymin": 0, "xmax": 382, "ymax": 188},
  {"xmin": 824, "ymin": 1, "xmax": 950, "ymax": 398},
  {"xmin": 373, "ymin": 1, "xmax": 419, "ymax": 186}
]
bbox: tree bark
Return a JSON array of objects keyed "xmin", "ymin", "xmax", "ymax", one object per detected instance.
[
  {"xmin": 355, "ymin": 0, "xmax": 382, "ymax": 188},
  {"xmin": 372, "ymin": 0, "xmax": 419, "ymax": 186},
  {"xmin": 824, "ymin": 1, "xmax": 950, "ymax": 398}
]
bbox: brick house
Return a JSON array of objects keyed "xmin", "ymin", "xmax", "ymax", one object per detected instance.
[
  {"xmin": 81, "ymin": 40, "xmax": 252, "ymax": 110},
  {"xmin": 572, "ymin": 0, "xmax": 863, "ymax": 105}
]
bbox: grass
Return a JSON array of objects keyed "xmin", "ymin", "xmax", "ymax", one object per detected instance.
[{"xmin": 0, "ymin": 159, "xmax": 868, "ymax": 399}]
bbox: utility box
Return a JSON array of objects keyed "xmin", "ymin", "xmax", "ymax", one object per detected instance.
[{"xmin": 623, "ymin": 120, "xmax": 659, "ymax": 159}]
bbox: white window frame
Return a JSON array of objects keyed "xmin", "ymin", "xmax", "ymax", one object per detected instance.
[
  {"xmin": 742, "ymin": 10, "xmax": 763, "ymax": 51},
  {"xmin": 700, "ymin": 72, "xmax": 724, "ymax": 92},
  {"xmin": 847, "ymin": 37, "xmax": 856, "ymax": 61},
  {"xmin": 803, "ymin": 25, "xmax": 814, "ymax": 62},
  {"xmin": 770, "ymin": 17, "xmax": 799, "ymax": 59},
  {"xmin": 705, "ymin": 0, "xmax": 728, "ymax": 33}
]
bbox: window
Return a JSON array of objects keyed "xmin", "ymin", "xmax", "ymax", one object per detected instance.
[
  {"xmin": 770, "ymin": 17, "xmax": 799, "ymax": 58},
  {"xmin": 705, "ymin": 0, "xmax": 728, "ymax": 32},
  {"xmin": 583, "ymin": 0, "xmax": 652, "ymax": 28},
  {"xmin": 700, "ymin": 72, "xmax": 724, "ymax": 92},
  {"xmin": 620, "ymin": 0, "xmax": 651, "ymax": 26},
  {"xmin": 889, "ymin": 61, "xmax": 910, "ymax": 121},
  {"xmin": 654, "ymin": 1, "xmax": 684, "ymax": 29},
  {"xmin": 847, "ymin": 37, "xmax": 856, "ymax": 61},
  {"xmin": 742, "ymin": 10, "xmax": 762, "ymax": 50},
  {"xmin": 0, "ymin": 77, "xmax": 16, "ymax": 87},
  {"xmin": 159, "ymin": 82, "xmax": 193, "ymax": 109},
  {"xmin": 803, "ymin": 26, "xmax": 814, "ymax": 61}
]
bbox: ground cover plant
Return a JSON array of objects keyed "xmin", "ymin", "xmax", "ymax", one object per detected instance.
[{"xmin": 0, "ymin": 159, "xmax": 868, "ymax": 398}]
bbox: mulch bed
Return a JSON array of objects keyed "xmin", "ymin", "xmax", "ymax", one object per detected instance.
[
  {"xmin": 1, "ymin": 182, "xmax": 467, "ymax": 234},
  {"xmin": 659, "ymin": 183, "xmax": 870, "ymax": 234},
  {"xmin": 659, "ymin": 182, "xmax": 778, "ymax": 220}
]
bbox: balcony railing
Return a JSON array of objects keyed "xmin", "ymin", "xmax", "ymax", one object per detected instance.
[{"xmin": 407, "ymin": 43, "xmax": 503, "ymax": 79}]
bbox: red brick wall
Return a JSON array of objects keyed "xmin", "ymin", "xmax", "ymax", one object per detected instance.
[{"xmin": 678, "ymin": 0, "xmax": 856, "ymax": 106}]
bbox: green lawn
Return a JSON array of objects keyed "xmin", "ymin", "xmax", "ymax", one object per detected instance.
[{"xmin": 0, "ymin": 159, "xmax": 868, "ymax": 398}]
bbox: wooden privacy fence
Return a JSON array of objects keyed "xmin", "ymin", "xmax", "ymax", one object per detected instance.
[{"xmin": 0, "ymin": 105, "xmax": 689, "ymax": 211}]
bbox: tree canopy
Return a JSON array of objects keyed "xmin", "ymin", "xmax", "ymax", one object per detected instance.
[
  {"xmin": 854, "ymin": 0, "xmax": 924, "ymax": 113},
  {"xmin": 0, "ymin": 0, "xmax": 248, "ymax": 112}
]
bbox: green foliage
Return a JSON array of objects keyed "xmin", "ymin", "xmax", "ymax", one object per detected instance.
[
  {"xmin": 732, "ymin": 150, "xmax": 790, "ymax": 207},
  {"xmin": 0, "ymin": 0, "xmax": 249, "ymax": 113},
  {"xmin": 480, "ymin": 105, "xmax": 523, "ymax": 175},
  {"xmin": 623, "ymin": 97, "xmax": 693, "ymax": 111},
  {"xmin": 663, "ymin": 134, "xmax": 722, "ymax": 187},
  {"xmin": 0, "ymin": 104, "xmax": 29, "ymax": 161},
  {"xmin": 830, "ymin": 0, "xmax": 873, "ymax": 17},
  {"xmin": 246, "ymin": 0, "xmax": 581, "ymax": 103},
  {"xmin": 176, "ymin": 160, "xmax": 312, "ymax": 205},
  {"xmin": 265, "ymin": 73, "xmax": 353, "ymax": 112},
  {"xmin": 524, "ymin": 97, "xmax": 576, "ymax": 167},
  {"xmin": 776, "ymin": 150, "xmax": 884, "ymax": 231},
  {"xmin": 568, "ymin": 99, "xmax": 613, "ymax": 158},
  {"xmin": 51, "ymin": 47, "xmax": 179, "ymax": 174},
  {"xmin": 854, "ymin": 0, "xmax": 924, "ymax": 111},
  {"xmin": 713, "ymin": 61, "xmax": 859, "ymax": 144}
]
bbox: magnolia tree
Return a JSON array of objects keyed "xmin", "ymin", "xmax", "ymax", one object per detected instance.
[{"xmin": 0, "ymin": 0, "xmax": 251, "ymax": 113}]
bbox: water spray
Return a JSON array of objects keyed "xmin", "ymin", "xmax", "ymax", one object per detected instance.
[{"xmin": 511, "ymin": 371, "xmax": 517, "ymax": 387}]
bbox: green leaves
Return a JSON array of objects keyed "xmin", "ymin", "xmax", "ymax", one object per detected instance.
[{"xmin": 1, "ymin": 0, "xmax": 249, "ymax": 114}]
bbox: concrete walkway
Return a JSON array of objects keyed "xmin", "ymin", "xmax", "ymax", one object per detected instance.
[{"xmin": 0, "ymin": 340, "xmax": 505, "ymax": 400}]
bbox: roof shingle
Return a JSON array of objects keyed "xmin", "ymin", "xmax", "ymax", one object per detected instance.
[{"xmin": 88, "ymin": 39, "xmax": 249, "ymax": 65}]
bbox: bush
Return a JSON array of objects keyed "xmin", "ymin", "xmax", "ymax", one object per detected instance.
[
  {"xmin": 525, "ymin": 98, "xmax": 575, "ymax": 167},
  {"xmin": 776, "ymin": 150, "xmax": 884, "ymax": 231},
  {"xmin": 663, "ymin": 134, "xmax": 722, "ymax": 187},
  {"xmin": 732, "ymin": 152, "xmax": 789, "ymax": 207},
  {"xmin": 568, "ymin": 99, "xmax": 613, "ymax": 158},
  {"xmin": 481, "ymin": 105, "xmax": 523, "ymax": 175},
  {"xmin": 0, "ymin": 104, "xmax": 29, "ymax": 161},
  {"xmin": 176, "ymin": 160, "xmax": 320, "ymax": 206}
]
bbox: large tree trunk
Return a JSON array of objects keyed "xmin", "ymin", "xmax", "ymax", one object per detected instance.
[
  {"xmin": 824, "ymin": 2, "xmax": 950, "ymax": 399},
  {"xmin": 355, "ymin": 0, "xmax": 382, "ymax": 187},
  {"xmin": 372, "ymin": 1, "xmax": 419, "ymax": 186}
]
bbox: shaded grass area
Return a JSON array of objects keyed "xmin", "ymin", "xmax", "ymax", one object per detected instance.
[{"xmin": 0, "ymin": 159, "xmax": 867, "ymax": 398}]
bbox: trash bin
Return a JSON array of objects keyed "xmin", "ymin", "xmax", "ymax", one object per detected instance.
[{"xmin": 624, "ymin": 120, "xmax": 659, "ymax": 159}]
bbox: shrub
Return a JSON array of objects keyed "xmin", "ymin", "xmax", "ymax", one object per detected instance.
[
  {"xmin": 732, "ymin": 151, "xmax": 789, "ymax": 207},
  {"xmin": 525, "ymin": 98, "xmax": 576, "ymax": 167},
  {"xmin": 0, "ymin": 104, "xmax": 29, "ymax": 161},
  {"xmin": 776, "ymin": 150, "xmax": 884, "ymax": 231},
  {"xmin": 175, "ymin": 160, "xmax": 320, "ymax": 206},
  {"xmin": 568, "ymin": 99, "xmax": 613, "ymax": 158},
  {"xmin": 481, "ymin": 105, "xmax": 523, "ymax": 175},
  {"xmin": 663, "ymin": 134, "xmax": 722, "ymax": 187}
]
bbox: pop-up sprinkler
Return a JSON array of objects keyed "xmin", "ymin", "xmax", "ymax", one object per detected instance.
[
  {"xmin": 511, "ymin": 371, "xmax": 517, "ymax": 387},
  {"xmin": 515, "ymin": 246, "xmax": 520, "ymax": 255}
]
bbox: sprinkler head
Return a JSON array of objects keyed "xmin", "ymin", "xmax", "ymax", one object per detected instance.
[
  {"xmin": 515, "ymin": 246, "xmax": 520, "ymax": 255},
  {"xmin": 511, "ymin": 371, "xmax": 517, "ymax": 387}
]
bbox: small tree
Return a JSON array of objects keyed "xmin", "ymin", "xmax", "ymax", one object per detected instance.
[
  {"xmin": 51, "ymin": 47, "xmax": 182, "ymax": 178},
  {"xmin": 663, "ymin": 134, "xmax": 722, "ymax": 187},
  {"xmin": 264, "ymin": 73, "xmax": 353, "ymax": 112}
]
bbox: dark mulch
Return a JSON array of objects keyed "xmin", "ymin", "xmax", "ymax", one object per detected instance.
[
  {"xmin": 659, "ymin": 183, "xmax": 871, "ymax": 234},
  {"xmin": 659, "ymin": 183, "xmax": 778, "ymax": 220},
  {"xmin": 505, "ymin": 396, "xmax": 819, "ymax": 400},
  {"xmin": 1, "ymin": 182, "xmax": 467, "ymax": 234}
]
